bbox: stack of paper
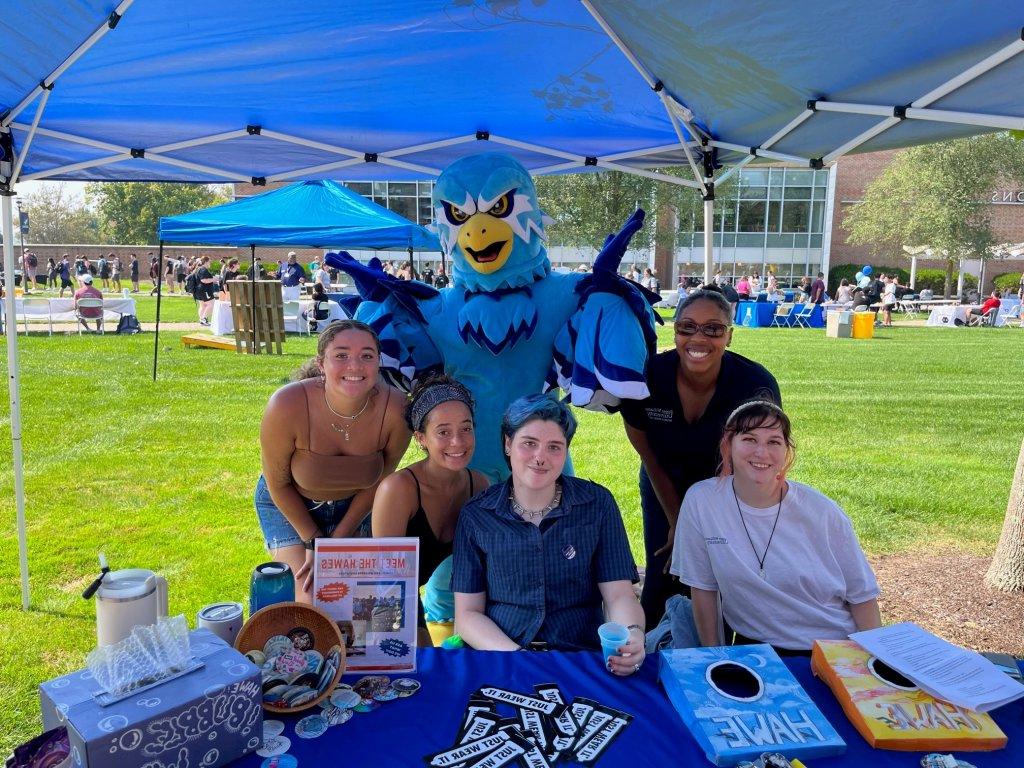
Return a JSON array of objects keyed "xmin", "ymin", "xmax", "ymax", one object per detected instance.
[{"xmin": 850, "ymin": 623, "xmax": 1024, "ymax": 712}]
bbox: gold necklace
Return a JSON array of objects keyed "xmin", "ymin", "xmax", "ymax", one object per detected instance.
[{"xmin": 323, "ymin": 386, "xmax": 371, "ymax": 441}]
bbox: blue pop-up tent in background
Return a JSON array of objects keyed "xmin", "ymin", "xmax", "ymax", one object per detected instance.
[
  {"xmin": 3, "ymin": 1, "xmax": 1024, "ymax": 606},
  {"xmin": 157, "ymin": 179, "xmax": 442, "ymax": 348}
]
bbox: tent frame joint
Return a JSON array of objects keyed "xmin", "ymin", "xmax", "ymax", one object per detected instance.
[
  {"xmin": 246, "ymin": 124, "xmax": 262, "ymax": 135},
  {"xmin": 702, "ymin": 180, "xmax": 715, "ymax": 202},
  {"xmin": 584, "ymin": 156, "xmax": 598, "ymax": 166},
  {"xmin": 107, "ymin": 10, "xmax": 123, "ymax": 28},
  {"xmin": 364, "ymin": 152, "xmax": 378, "ymax": 163},
  {"xmin": 893, "ymin": 104, "xmax": 908, "ymax": 119},
  {"xmin": 130, "ymin": 147, "xmax": 145, "ymax": 159},
  {"xmin": 476, "ymin": 130, "xmax": 490, "ymax": 141},
  {"xmin": 251, "ymin": 176, "xmax": 266, "ymax": 186}
]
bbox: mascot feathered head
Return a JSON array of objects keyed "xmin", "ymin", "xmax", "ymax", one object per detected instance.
[{"xmin": 432, "ymin": 153, "xmax": 549, "ymax": 292}]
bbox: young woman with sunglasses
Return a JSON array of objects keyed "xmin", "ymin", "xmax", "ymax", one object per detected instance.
[{"xmin": 620, "ymin": 287, "xmax": 780, "ymax": 627}]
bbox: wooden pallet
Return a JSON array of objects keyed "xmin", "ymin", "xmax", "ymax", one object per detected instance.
[
  {"xmin": 229, "ymin": 279, "xmax": 285, "ymax": 354},
  {"xmin": 181, "ymin": 333, "xmax": 237, "ymax": 351}
]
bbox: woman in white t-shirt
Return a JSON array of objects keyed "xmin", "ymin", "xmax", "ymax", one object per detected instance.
[{"xmin": 672, "ymin": 399, "xmax": 881, "ymax": 654}]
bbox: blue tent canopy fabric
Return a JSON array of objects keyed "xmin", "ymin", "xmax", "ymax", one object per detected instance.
[
  {"xmin": 157, "ymin": 179, "xmax": 440, "ymax": 250},
  {"xmin": 2, "ymin": 1, "xmax": 1023, "ymax": 188}
]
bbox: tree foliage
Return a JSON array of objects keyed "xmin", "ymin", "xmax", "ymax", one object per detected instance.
[
  {"xmin": 85, "ymin": 182, "xmax": 229, "ymax": 245},
  {"xmin": 845, "ymin": 133, "xmax": 1024, "ymax": 287},
  {"xmin": 534, "ymin": 167, "xmax": 733, "ymax": 259},
  {"xmin": 20, "ymin": 183, "xmax": 101, "ymax": 244}
]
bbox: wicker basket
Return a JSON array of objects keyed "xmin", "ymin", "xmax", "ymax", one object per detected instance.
[{"xmin": 235, "ymin": 601, "xmax": 346, "ymax": 714}]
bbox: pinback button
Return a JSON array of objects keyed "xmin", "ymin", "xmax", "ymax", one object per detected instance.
[
  {"xmin": 295, "ymin": 714, "xmax": 328, "ymax": 739},
  {"xmin": 330, "ymin": 689, "xmax": 363, "ymax": 709},
  {"xmin": 391, "ymin": 678, "xmax": 421, "ymax": 696},
  {"xmin": 373, "ymin": 688, "xmax": 398, "ymax": 702},
  {"xmin": 326, "ymin": 707, "xmax": 354, "ymax": 727},
  {"xmin": 262, "ymin": 720, "xmax": 285, "ymax": 738},
  {"xmin": 353, "ymin": 698, "xmax": 379, "ymax": 713},
  {"xmin": 256, "ymin": 735, "xmax": 291, "ymax": 757},
  {"xmin": 260, "ymin": 755, "xmax": 297, "ymax": 768}
]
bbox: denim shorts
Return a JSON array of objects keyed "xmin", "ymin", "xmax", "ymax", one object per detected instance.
[{"xmin": 254, "ymin": 474, "xmax": 369, "ymax": 550}]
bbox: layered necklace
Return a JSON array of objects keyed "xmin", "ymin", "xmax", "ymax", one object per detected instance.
[
  {"xmin": 323, "ymin": 386, "xmax": 371, "ymax": 441},
  {"xmin": 510, "ymin": 482, "xmax": 563, "ymax": 520},
  {"xmin": 732, "ymin": 479, "xmax": 784, "ymax": 580}
]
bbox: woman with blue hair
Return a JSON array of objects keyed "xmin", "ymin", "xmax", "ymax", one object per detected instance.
[{"xmin": 452, "ymin": 394, "xmax": 646, "ymax": 675}]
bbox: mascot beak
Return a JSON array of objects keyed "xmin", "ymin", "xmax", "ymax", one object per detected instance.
[{"xmin": 458, "ymin": 213, "xmax": 514, "ymax": 275}]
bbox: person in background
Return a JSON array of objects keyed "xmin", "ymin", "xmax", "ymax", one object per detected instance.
[
  {"xmin": 129, "ymin": 253, "xmax": 140, "ymax": 293},
  {"xmin": 619, "ymin": 286, "xmax": 781, "ymax": 628},
  {"xmin": 735, "ymin": 274, "xmax": 751, "ymax": 301},
  {"xmin": 192, "ymin": 255, "xmax": 218, "ymax": 326},
  {"xmin": 749, "ymin": 272, "xmax": 761, "ymax": 294},
  {"xmin": 247, "ymin": 256, "xmax": 267, "ymax": 280},
  {"xmin": 56, "ymin": 255, "xmax": 73, "ymax": 298},
  {"xmin": 23, "ymin": 250, "xmax": 38, "ymax": 292},
  {"xmin": 642, "ymin": 267, "xmax": 659, "ymax": 292},
  {"xmin": 453, "ymin": 394, "xmax": 645, "ymax": 672},
  {"xmin": 175, "ymin": 257, "xmax": 187, "ymax": 293},
  {"xmin": 312, "ymin": 261, "xmax": 332, "ymax": 292},
  {"xmin": 279, "ymin": 251, "xmax": 306, "ymax": 301},
  {"xmin": 305, "ymin": 283, "xmax": 332, "ymax": 333},
  {"xmin": 97, "ymin": 253, "xmax": 110, "ymax": 291},
  {"xmin": 421, "ymin": 265, "xmax": 435, "ymax": 286},
  {"xmin": 810, "ymin": 271, "xmax": 826, "ymax": 304},
  {"xmin": 673, "ymin": 400, "xmax": 881, "ymax": 654},
  {"xmin": 111, "ymin": 254, "xmax": 123, "ymax": 293},
  {"xmin": 967, "ymin": 289, "xmax": 1002, "ymax": 325},
  {"xmin": 45, "ymin": 257, "xmax": 57, "ymax": 290},
  {"xmin": 219, "ymin": 258, "xmax": 241, "ymax": 299},
  {"xmin": 372, "ymin": 375, "xmax": 489, "ymax": 629},
  {"xmin": 148, "ymin": 255, "xmax": 161, "ymax": 295},
  {"xmin": 918, "ymin": 286, "xmax": 934, "ymax": 301},
  {"xmin": 74, "ymin": 273, "xmax": 104, "ymax": 332},
  {"xmin": 433, "ymin": 265, "xmax": 450, "ymax": 289},
  {"xmin": 766, "ymin": 272, "xmax": 778, "ymax": 296},
  {"xmin": 256, "ymin": 320, "xmax": 411, "ymax": 602},
  {"xmin": 834, "ymin": 278, "xmax": 853, "ymax": 306},
  {"xmin": 164, "ymin": 256, "xmax": 176, "ymax": 294},
  {"xmin": 720, "ymin": 277, "xmax": 739, "ymax": 315}
]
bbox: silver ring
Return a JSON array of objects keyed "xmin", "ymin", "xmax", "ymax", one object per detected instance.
[{"xmin": 633, "ymin": 663, "xmax": 640, "ymax": 673}]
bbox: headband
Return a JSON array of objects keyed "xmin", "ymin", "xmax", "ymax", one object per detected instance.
[
  {"xmin": 409, "ymin": 383, "xmax": 474, "ymax": 432},
  {"xmin": 725, "ymin": 399, "xmax": 785, "ymax": 426}
]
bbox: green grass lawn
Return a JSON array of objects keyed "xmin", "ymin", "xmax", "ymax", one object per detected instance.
[{"xmin": 1, "ymin": 323, "xmax": 1023, "ymax": 751}]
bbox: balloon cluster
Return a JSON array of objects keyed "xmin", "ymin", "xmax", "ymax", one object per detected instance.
[{"xmin": 854, "ymin": 264, "xmax": 873, "ymax": 288}]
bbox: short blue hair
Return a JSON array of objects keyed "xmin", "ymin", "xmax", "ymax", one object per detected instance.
[{"xmin": 500, "ymin": 393, "xmax": 577, "ymax": 465}]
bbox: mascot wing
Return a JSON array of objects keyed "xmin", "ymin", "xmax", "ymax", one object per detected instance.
[
  {"xmin": 323, "ymin": 251, "xmax": 443, "ymax": 390},
  {"xmin": 550, "ymin": 209, "xmax": 662, "ymax": 411}
]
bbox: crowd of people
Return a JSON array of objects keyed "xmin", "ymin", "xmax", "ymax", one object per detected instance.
[{"xmin": 255, "ymin": 296, "xmax": 881, "ymax": 677}]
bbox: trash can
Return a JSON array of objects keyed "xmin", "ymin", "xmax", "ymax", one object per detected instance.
[{"xmin": 851, "ymin": 311, "xmax": 875, "ymax": 339}]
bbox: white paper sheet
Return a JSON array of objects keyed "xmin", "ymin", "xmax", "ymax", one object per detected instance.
[{"xmin": 850, "ymin": 622, "xmax": 1024, "ymax": 712}]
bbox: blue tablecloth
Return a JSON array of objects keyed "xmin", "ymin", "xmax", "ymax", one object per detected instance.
[
  {"xmin": 736, "ymin": 301, "xmax": 825, "ymax": 328},
  {"xmin": 234, "ymin": 647, "xmax": 1024, "ymax": 767}
]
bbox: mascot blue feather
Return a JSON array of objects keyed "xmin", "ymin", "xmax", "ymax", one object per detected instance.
[{"xmin": 325, "ymin": 153, "xmax": 658, "ymax": 481}]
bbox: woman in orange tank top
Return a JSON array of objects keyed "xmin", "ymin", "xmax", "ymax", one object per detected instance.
[{"xmin": 256, "ymin": 320, "xmax": 411, "ymax": 601}]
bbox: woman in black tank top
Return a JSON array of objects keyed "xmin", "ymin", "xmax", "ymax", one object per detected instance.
[{"xmin": 371, "ymin": 376, "xmax": 489, "ymax": 628}]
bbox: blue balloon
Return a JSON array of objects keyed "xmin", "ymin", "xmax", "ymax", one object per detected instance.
[
  {"xmin": 862, "ymin": 265, "xmax": 873, "ymax": 276},
  {"xmin": 855, "ymin": 271, "xmax": 864, "ymax": 281}
]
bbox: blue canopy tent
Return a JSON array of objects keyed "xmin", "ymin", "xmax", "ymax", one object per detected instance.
[
  {"xmin": 156, "ymin": 179, "xmax": 441, "ymax": 376},
  {"xmin": 3, "ymin": 1, "xmax": 1024, "ymax": 606}
]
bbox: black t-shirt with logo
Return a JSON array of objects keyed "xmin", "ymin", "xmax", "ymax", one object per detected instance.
[{"xmin": 620, "ymin": 349, "xmax": 781, "ymax": 498}]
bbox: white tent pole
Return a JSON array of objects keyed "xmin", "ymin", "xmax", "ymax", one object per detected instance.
[
  {"xmin": 601, "ymin": 142, "xmax": 700, "ymax": 162},
  {"xmin": 148, "ymin": 129, "xmax": 249, "ymax": 154},
  {"xmin": 10, "ymin": 87, "xmax": 51, "ymax": 183},
  {"xmin": 710, "ymin": 140, "xmax": 815, "ymax": 166},
  {"xmin": 10, "ymin": 122, "xmax": 125, "ymax": 153},
  {"xmin": 1, "ymin": 0, "xmax": 135, "ymax": 128},
  {"xmin": 910, "ymin": 255, "xmax": 918, "ymax": 289},
  {"xmin": 1, "ymin": 191, "xmax": 29, "ymax": 610},
  {"xmin": 703, "ymin": 194, "xmax": 714, "ymax": 285},
  {"xmin": 813, "ymin": 100, "xmax": 1024, "ymax": 131},
  {"xmin": 760, "ymin": 108, "xmax": 815, "ymax": 150},
  {"xmin": 21, "ymin": 154, "xmax": 130, "ymax": 181},
  {"xmin": 820, "ymin": 30, "xmax": 1024, "ymax": 164},
  {"xmin": 714, "ymin": 155, "xmax": 754, "ymax": 186},
  {"xmin": 957, "ymin": 260, "xmax": 966, "ymax": 298}
]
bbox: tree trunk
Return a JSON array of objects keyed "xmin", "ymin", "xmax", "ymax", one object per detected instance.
[
  {"xmin": 985, "ymin": 437, "xmax": 1024, "ymax": 591},
  {"xmin": 943, "ymin": 259, "xmax": 953, "ymax": 299}
]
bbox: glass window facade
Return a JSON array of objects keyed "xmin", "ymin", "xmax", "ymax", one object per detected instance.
[
  {"xmin": 678, "ymin": 167, "xmax": 830, "ymax": 287},
  {"xmin": 345, "ymin": 181, "xmax": 435, "ymax": 226}
]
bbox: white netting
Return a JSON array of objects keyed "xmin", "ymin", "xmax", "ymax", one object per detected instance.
[{"xmin": 87, "ymin": 615, "xmax": 192, "ymax": 697}]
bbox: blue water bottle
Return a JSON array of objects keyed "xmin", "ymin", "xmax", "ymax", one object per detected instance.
[{"xmin": 249, "ymin": 561, "xmax": 295, "ymax": 614}]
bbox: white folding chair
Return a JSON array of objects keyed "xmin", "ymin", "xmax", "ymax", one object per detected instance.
[
  {"xmin": 283, "ymin": 300, "xmax": 307, "ymax": 336},
  {"xmin": 20, "ymin": 297, "xmax": 53, "ymax": 336},
  {"xmin": 75, "ymin": 297, "xmax": 105, "ymax": 334},
  {"xmin": 768, "ymin": 303, "xmax": 794, "ymax": 328},
  {"xmin": 791, "ymin": 303, "xmax": 816, "ymax": 328},
  {"xmin": 967, "ymin": 307, "xmax": 998, "ymax": 327},
  {"xmin": 999, "ymin": 304, "xmax": 1021, "ymax": 328},
  {"xmin": 896, "ymin": 300, "xmax": 919, "ymax": 320}
]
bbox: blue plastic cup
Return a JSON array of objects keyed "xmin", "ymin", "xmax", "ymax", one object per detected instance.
[{"xmin": 598, "ymin": 621, "xmax": 630, "ymax": 664}]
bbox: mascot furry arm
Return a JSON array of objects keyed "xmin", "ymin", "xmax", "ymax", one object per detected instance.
[{"xmin": 325, "ymin": 153, "xmax": 660, "ymax": 481}]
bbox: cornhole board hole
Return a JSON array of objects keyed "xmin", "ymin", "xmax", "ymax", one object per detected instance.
[
  {"xmin": 181, "ymin": 333, "xmax": 236, "ymax": 351},
  {"xmin": 660, "ymin": 645, "xmax": 845, "ymax": 766},
  {"xmin": 811, "ymin": 639, "xmax": 1007, "ymax": 751}
]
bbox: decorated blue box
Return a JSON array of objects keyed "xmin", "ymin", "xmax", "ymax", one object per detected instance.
[
  {"xmin": 39, "ymin": 629, "xmax": 262, "ymax": 768},
  {"xmin": 659, "ymin": 645, "xmax": 845, "ymax": 766}
]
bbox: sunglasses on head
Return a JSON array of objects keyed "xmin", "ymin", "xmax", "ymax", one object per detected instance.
[{"xmin": 674, "ymin": 320, "xmax": 730, "ymax": 338}]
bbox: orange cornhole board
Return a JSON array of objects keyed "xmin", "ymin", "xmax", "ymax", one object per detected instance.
[{"xmin": 811, "ymin": 639, "xmax": 1006, "ymax": 751}]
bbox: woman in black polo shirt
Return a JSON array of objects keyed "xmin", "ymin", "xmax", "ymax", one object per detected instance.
[{"xmin": 620, "ymin": 287, "xmax": 780, "ymax": 627}]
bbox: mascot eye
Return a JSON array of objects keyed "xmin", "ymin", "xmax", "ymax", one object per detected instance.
[
  {"xmin": 442, "ymin": 201, "xmax": 471, "ymax": 225},
  {"xmin": 487, "ymin": 191, "xmax": 515, "ymax": 218}
]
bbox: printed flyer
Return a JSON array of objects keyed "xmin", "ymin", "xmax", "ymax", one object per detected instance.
[{"xmin": 313, "ymin": 537, "xmax": 419, "ymax": 674}]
